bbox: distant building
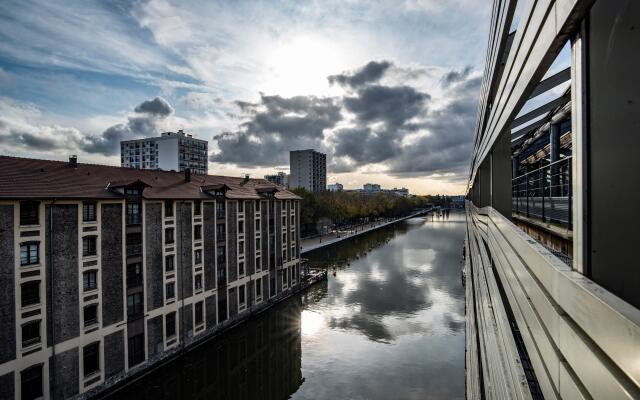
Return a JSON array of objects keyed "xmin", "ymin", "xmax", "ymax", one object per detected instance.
[
  {"xmin": 328, "ymin": 183, "xmax": 343, "ymax": 192},
  {"xmin": 390, "ymin": 187, "xmax": 409, "ymax": 197},
  {"xmin": 289, "ymin": 149, "xmax": 326, "ymax": 192},
  {"xmin": 363, "ymin": 183, "xmax": 381, "ymax": 192},
  {"xmin": 264, "ymin": 172, "xmax": 289, "ymax": 187},
  {"xmin": 121, "ymin": 130, "xmax": 208, "ymax": 175}
]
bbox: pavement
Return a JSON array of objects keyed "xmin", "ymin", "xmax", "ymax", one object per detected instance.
[{"xmin": 300, "ymin": 211, "xmax": 425, "ymax": 254}]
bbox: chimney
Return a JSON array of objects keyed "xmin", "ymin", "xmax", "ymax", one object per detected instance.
[
  {"xmin": 69, "ymin": 155, "xmax": 78, "ymax": 168},
  {"xmin": 185, "ymin": 168, "xmax": 191, "ymax": 182},
  {"xmin": 243, "ymin": 174, "xmax": 250, "ymax": 183}
]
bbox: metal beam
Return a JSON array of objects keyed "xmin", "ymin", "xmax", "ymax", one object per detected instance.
[
  {"xmin": 528, "ymin": 67, "xmax": 571, "ymax": 99},
  {"xmin": 511, "ymin": 118, "xmax": 547, "ymax": 145},
  {"xmin": 510, "ymin": 94, "xmax": 569, "ymax": 129}
]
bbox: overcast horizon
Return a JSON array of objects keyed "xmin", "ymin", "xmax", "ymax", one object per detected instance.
[{"xmin": 0, "ymin": 0, "xmax": 492, "ymax": 195}]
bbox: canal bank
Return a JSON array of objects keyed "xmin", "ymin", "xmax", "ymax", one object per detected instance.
[
  {"xmin": 300, "ymin": 208, "xmax": 433, "ymax": 254},
  {"xmin": 108, "ymin": 212, "xmax": 466, "ymax": 400}
]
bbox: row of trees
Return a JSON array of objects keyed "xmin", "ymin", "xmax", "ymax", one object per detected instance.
[{"xmin": 291, "ymin": 188, "xmax": 453, "ymax": 237}]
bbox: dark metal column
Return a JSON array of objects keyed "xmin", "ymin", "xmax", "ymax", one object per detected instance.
[{"xmin": 549, "ymin": 123, "xmax": 560, "ymax": 196}]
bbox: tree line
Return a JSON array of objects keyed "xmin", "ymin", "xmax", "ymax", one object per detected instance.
[{"xmin": 291, "ymin": 188, "xmax": 453, "ymax": 237}]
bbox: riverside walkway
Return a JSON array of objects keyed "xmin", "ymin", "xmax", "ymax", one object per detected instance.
[{"xmin": 300, "ymin": 208, "xmax": 433, "ymax": 254}]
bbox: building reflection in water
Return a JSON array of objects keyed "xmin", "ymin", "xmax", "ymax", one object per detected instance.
[{"xmin": 109, "ymin": 297, "xmax": 308, "ymax": 400}]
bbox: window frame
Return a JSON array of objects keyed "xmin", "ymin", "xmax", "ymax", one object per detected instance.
[
  {"xmin": 19, "ymin": 201, "xmax": 39, "ymax": 226},
  {"xmin": 83, "ymin": 304, "xmax": 98, "ymax": 327},
  {"xmin": 83, "ymin": 202, "xmax": 97, "ymax": 222},
  {"xmin": 83, "ymin": 270, "xmax": 98, "ymax": 292},
  {"xmin": 21, "ymin": 320, "xmax": 41, "ymax": 348},
  {"xmin": 83, "ymin": 342, "xmax": 100, "ymax": 377},
  {"xmin": 20, "ymin": 242, "xmax": 39, "ymax": 266},
  {"xmin": 20, "ymin": 281, "xmax": 40, "ymax": 307}
]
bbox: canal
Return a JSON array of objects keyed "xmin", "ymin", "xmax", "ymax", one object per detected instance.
[{"xmin": 108, "ymin": 211, "xmax": 466, "ymax": 400}]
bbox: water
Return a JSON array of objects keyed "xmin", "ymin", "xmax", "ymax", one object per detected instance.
[{"xmin": 110, "ymin": 212, "xmax": 466, "ymax": 400}]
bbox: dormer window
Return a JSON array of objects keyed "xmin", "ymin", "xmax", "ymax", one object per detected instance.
[{"xmin": 125, "ymin": 188, "xmax": 140, "ymax": 196}]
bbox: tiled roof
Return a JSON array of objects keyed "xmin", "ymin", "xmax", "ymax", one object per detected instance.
[{"xmin": 0, "ymin": 156, "xmax": 301, "ymax": 201}]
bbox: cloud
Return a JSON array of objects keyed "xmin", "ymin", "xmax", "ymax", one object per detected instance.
[
  {"xmin": 210, "ymin": 94, "xmax": 342, "ymax": 167},
  {"xmin": 210, "ymin": 60, "xmax": 480, "ymax": 181},
  {"xmin": 328, "ymin": 61, "xmax": 392, "ymax": 88},
  {"xmin": 82, "ymin": 97, "xmax": 174, "ymax": 156},
  {"xmin": 133, "ymin": 96, "xmax": 174, "ymax": 116},
  {"xmin": 0, "ymin": 97, "xmax": 85, "ymax": 153},
  {"xmin": 440, "ymin": 66, "xmax": 472, "ymax": 88}
]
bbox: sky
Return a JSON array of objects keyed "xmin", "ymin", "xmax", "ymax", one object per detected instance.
[{"xmin": 0, "ymin": 0, "xmax": 493, "ymax": 195}]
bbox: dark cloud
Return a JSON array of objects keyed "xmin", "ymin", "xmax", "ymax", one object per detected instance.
[
  {"xmin": 211, "ymin": 94, "xmax": 342, "ymax": 167},
  {"xmin": 441, "ymin": 66, "xmax": 472, "ymax": 88},
  {"xmin": 133, "ymin": 96, "xmax": 174, "ymax": 116},
  {"xmin": 328, "ymin": 61, "xmax": 392, "ymax": 88},
  {"xmin": 344, "ymin": 85, "xmax": 429, "ymax": 127},
  {"xmin": 212, "ymin": 60, "xmax": 480, "ymax": 181},
  {"xmin": 82, "ymin": 96, "xmax": 174, "ymax": 155}
]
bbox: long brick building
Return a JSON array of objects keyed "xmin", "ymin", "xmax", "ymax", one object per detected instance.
[{"xmin": 0, "ymin": 155, "xmax": 302, "ymax": 400}]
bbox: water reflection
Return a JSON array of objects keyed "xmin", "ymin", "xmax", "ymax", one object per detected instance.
[
  {"xmin": 109, "ymin": 212, "xmax": 466, "ymax": 400},
  {"xmin": 111, "ymin": 298, "xmax": 306, "ymax": 400},
  {"xmin": 295, "ymin": 212, "xmax": 466, "ymax": 399}
]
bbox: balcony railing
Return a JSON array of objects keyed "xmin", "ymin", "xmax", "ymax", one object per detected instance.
[{"xmin": 512, "ymin": 156, "xmax": 572, "ymax": 227}]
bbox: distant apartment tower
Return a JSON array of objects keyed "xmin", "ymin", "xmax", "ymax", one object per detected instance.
[
  {"xmin": 264, "ymin": 172, "xmax": 289, "ymax": 187},
  {"xmin": 289, "ymin": 150, "xmax": 326, "ymax": 192},
  {"xmin": 121, "ymin": 130, "xmax": 208, "ymax": 175},
  {"xmin": 362, "ymin": 183, "xmax": 381, "ymax": 192},
  {"xmin": 327, "ymin": 183, "xmax": 343, "ymax": 192}
]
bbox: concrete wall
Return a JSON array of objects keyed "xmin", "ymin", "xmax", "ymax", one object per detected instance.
[
  {"xmin": 0, "ymin": 205, "xmax": 15, "ymax": 364},
  {"xmin": 177, "ymin": 202, "xmax": 193, "ymax": 300},
  {"xmin": 203, "ymin": 203, "xmax": 216, "ymax": 291},
  {"xmin": 46, "ymin": 204, "xmax": 79, "ymax": 346},
  {"xmin": 50, "ymin": 346, "xmax": 79, "ymax": 400},
  {"xmin": 101, "ymin": 203, "xmax": 123, "ymax": 326},
  {"xmin": 145, "ymin": 203, "xmax": 163, "ymax": 311},
  {"xmin": 104, "ymin": 330, "xmax": 125, "ymax": 379},
  {"xmin": 246, "ymin": 202, "xmax": 255, "ymax": 276},
  {"xmin": 227, "ymin": 201, "xmax": 238, "ymax": 283},
  {"xmin": 147, "ymin": 315, "xmax": 163, "ymax": 359},
  {"xmin": 587, "ymin": 0, "xmax": 640, "ymax": 308},
  {"xmin": 205, "ymin": 293, "xmax": 217, "ymax": 329},
  {"xmin": 0, "ymin": 371, "xmax": 13, "ymax": 400}
]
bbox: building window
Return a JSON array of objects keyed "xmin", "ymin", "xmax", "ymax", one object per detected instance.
[
  {"xmin": 165, "ymin": 255, "xmax": 174, "ymax": 272},
  {"xmin": 127, "ymin": 292, "xmax": 143, "ymax": 317},
  {"xmin": 126, "ymin": 203, "xmax": 141, "ymax": 225},
  {"xmin": 128, "ymin": 334, "xmax": 145, "ymax": 366},
  {"xmin": 164, "ymin": 200, "xmax": 173, "ymax": 218},
  {"xmin": 238, "ymin": 261, "xmax": 245, "ymax": 276},
  {"xmin": 256, "ymin": 256, "xmax": 261, "ymax": 272},
  {"xmin": 195, "ymin": 301, "xmax": 204, "ymax": 326},
  {"xmin": 83, "ymin": 342, "xmax": 100, "ymax": 377},
  {"xmin": 282, "ymin": 216, "xmax": 286, "ymax": 227},
  {"xmin": 166, "ymin": 282, "xmax": 175, "ymax": 301},
  {"xmin": 126, "ymin": 233, "xmax": 142, "ymax": 256},
  {"xmin": 21, "ymin": 364, "xmax": 43, "ymax": 400},
  {"xmin": 216, "ymin": 202, "xmax": 225, "ymax": 218},
  {"xmin": 255, "ymin": 201, "xmax": 261, "ymax": 213},
  {"xmin": 238, "ymin": 201, "xmax": 244, "ymax": 213},
  {"xmin": 256, "ymin": 277, "xmax": 262, "ymax": 300},
  {"xmin": 256, "ymin": 218, "xmax": 261, "ymax": 231},
  {"xmin": 239, "ymin": 241, "xmax": 244, "ymax": 255},
  {"xmin": 217, "ymin": 268, "xmax": 226, "ymax": 286},
  {"xmin": 256, "ymin": 238, "xmax": 261, "ymax": 250},
  {"xmin": 238, "ymin": 220, "xmax": 244, "ymax": 234},
  {"xmin": 83, "ymin": 236, "xmax": 97, "ymax": 257},
  {"xmin": 217, "ymin": 245, "xmax": 226, "ymax": 264},
  {"xmin": 84, "ymin": 304, "xmax": 98, "ymax": 327},
  {"xmin": 20, "ymin": 242, "xmax": 39, "ymax": 266},
  {"xmin": 21, "ymin": 281, "xmax": 40, "ymax": 307},
  {"xmin": 194, "ymin": 224, "xmax": 202, "ymax": 240},
  {"xmin": 20, "ymin": 201, "xmax": 39, "ymax": 226},
  {"xmin": 83, "ymin": 202, "xmax": 97, "ymax": 222},
  {"xmin": 165, "ymin": 228, "xmax": 174, "ymax": 244},
  {"xmin": 126, "ymin": 263, "xmax": 142, "ymax": 288},
  {"xmin": 194, "ymin": 249, "xmax": 202, "ymax": 265},
  {"xmin": 283, "ymin": 269, "xmax": 288, "ymax": 287},
  {"xmin": 216, "ymin": 224, "xmax": 225, "ymax": 241},
  {"xmin": 195, "ymin": 274, "xmax": 203, "ymax": 291},
  {"xmin": 283, "ymin": 249, "xmax": 287, "ymax": 260},
  {"xmin": 22, "ymin": 320, "xmax": 40, "ymax": 347},
  {"xmin": 83, "ymin": 270, "xmax": 98, "ymax": 292},
  {"xmin": 194, "ymin": 200, "xmax": 201, "ymax": 216},
  {"xmin": 239, "ymin": 285, "xmax": 246, "ymax": 308},
  {"xmin": 165, "ymin": 312, "xmax": 176, "ymax": 338},
  {"xmin": 291, "ymin": 215, "xmax": 295, "ymax": 225}
]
